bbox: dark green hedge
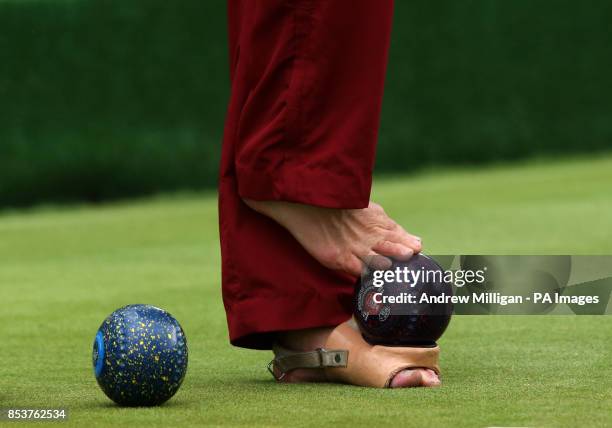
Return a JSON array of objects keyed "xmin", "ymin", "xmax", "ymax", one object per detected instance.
[
  {"xmin": 1, "ymin": 0, "xmax": 611, "ymax": 207},
  {"xmin": 379, "ymin": 1, "xmax": 612, "ymax": 169}
]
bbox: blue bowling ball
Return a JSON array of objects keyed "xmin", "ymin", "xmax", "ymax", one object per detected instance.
[{"xmin": 93, "ymin": 304, "xmax": 188, "ymax": 406}]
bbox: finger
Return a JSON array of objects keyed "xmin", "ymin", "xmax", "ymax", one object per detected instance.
[
  {"xmin": 343, "ymin": 253, "xmax": 365, "ymax": 277},
  {"xmin": 385, "ymin": 229, "xmax": 422, "ymax": 252},
  {"xmin": 360, "ymin": 251, "xmax": 393, "ymax": 271},
  {"xmin": 372, "ymin": 240, "xmax": 414, "ymax": 261}
]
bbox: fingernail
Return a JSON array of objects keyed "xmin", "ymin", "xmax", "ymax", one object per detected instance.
[{"xmin": 402, "ymin": 247, "xmax": 414, "ymax": 256}]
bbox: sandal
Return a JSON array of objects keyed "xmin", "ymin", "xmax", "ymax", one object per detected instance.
[{"xmin": 268, "ymin": 319, "xmax": 440, "ymax": 388}]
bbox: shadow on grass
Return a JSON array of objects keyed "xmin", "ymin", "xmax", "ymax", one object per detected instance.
[
  {"xmin": 81, "ymin": 398, "xmax": 194, "ymax": 410},
  {"xmin": 233, "ymin": 378, "xmax": 355, "ymax": 390}
]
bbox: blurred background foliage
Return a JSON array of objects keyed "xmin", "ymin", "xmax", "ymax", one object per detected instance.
[{"xmin": 1, "ymin": 0, "xmax": 611, "ymax": 207}]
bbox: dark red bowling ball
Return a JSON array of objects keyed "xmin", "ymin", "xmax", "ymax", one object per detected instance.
[{"xmin": 354, "ymin": 254, "xmax": 453, "ymax": 347}]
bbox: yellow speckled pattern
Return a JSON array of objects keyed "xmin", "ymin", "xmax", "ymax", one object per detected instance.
[{"xmin": 93, "ymin": 304, "xmax": 188, "ymax": 406}]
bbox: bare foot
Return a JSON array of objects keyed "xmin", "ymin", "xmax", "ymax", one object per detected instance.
[
  {"xmin": 277, "ymin": 327, "xmax": 441, "ymax": 388},
  {"xmin": 246, "ymin": 199, "xmax": 436, "ymax": 387},
  {"xmin": 243, "ymin": 199, "xmax": 422, "ymax": 276}
]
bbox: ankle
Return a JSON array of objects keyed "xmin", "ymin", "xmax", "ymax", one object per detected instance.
[
  {"xmin": 242, "ymin": 198, "xmax": 318, "ymax": 229},
  {"xmin": 278, "ymin": 327, "xmax": 334, "ymax": 352},
  {"xmin": 243, "ymin": 198, "xmax": 288, "ymax": 224}
]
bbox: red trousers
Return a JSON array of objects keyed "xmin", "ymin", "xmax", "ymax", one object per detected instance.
[{"xmin": 219, "ymin": 0, "xmax": 394, "ymax": 349}]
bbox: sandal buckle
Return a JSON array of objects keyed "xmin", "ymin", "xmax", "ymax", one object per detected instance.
[
  {"xmin": 317, "ymin": 348, "xmax": 348, "ymax": 367},
  {"xmin": 268, "ymin": 359, "xmax": 286, "ymax": 381}
]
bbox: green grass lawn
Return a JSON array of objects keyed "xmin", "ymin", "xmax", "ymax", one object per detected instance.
[{"xmin": 1, "ymin": 155, "xmax": 611, "ymax": 427}]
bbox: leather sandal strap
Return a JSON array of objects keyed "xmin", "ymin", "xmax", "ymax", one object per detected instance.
[{"xmin": 268, "ymin": 346, "xmax": 348, "ymax": 380}]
